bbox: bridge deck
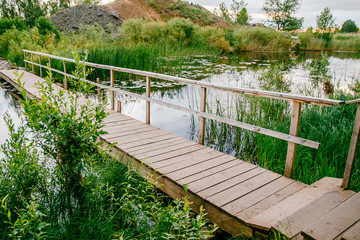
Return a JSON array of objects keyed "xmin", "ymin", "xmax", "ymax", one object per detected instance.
[{"xmin": 1, "ymin": 69, "xmax": 359, "ymax": 239}]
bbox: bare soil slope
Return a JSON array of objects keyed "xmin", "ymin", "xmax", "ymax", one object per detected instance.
[{"xmin": 105, "ymin": 0, "xmax": 231, "ymax": 27}]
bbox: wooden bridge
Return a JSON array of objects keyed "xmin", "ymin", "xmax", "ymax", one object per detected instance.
[{"xmin": 0, "ymin": 50, "xmax": 359, "ymax": 239}]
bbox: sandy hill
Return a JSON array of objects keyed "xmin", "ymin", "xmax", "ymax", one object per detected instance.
[{"xmin": 104, "ymin": 0, "xmax": 231, "ymax": 27}]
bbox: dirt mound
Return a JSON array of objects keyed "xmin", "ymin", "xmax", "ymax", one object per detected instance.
[
  {"xmin": 105, "ymin": 0, "xmax": 231, "ymax": 27},
  {"xmin": 105, "ymin": 0, "xmax": 161, "ymax": 22},
  {"xmin": 51, "ymin": 4, "xmax": 123, "ymax": 32}
]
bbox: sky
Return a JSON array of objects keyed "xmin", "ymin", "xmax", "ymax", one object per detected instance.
[{"xmin": 185, "ymin": 0, "xmax": 360, "ymax": 29}]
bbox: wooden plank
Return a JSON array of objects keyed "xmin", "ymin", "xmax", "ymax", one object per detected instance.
[
  {"xmin": 110, "ymin": 69, "xmax": 114, "ymax": 110},
  {"xmin": 116, "ymin": 133, "xmax": 178, "ymax": 149},
  {"xmin": 285, "ymin": 101, "xmax": 301, "ymax": 178},
  {"xmin": 198, "ymin": 86, "xmax": 206, "ymax": 145},
  {"xmin": 133, "ymin": 140, "xmax": 197, "ymax": 160},
  {"xmin": 108, "ymin": 129, "xmax": 169, "ymax": 144},
  {"xmin": 63, "ymin": 60, "xmax": 67, "ymax": 89},
  {"xmin": 341, "ymin": 221, "xmax": 360, "ymax": 240},
  {"xmin": 117, "ymin": 100, "xmax": 121, "ymax": 113},
  {"xmin": 125, "ymin": 137, "xmax": 186, "ymax": 153},
  {"xmin": 301, "ymin": 192, "xmax": 360, "ymax": 240},
  {"xmin": 177, "ymin": 160, "xmax": 241, "ymax": 184},
  {"xmin": 342, "ymin": 103, "xmax": 360, "ymax": 188},
  {"xmin": 222, "ymin": 176, "xmax": 295, "ymax": 216},
  {"xmin": 187, "ymin": 162, "xmax": 258, "ymax": 193},
  {"xmin": 103, "ymin": 126, "xmax": 159, "ymax": 139},
  {"xmin": 273, "ymin": 186, "xmax": 355, "ymax": 239},
  {"xmin": 205, "ymin": 171, "xmax": 281, "ymax": 207},
  {"xmin": 39, "ymin": 55, "xmax": 42, "ymax": 77},
  {"xmin": 247, "ymin": 177, "xmax": 342, "ymax": 231},
  {"xmin": 167, "ymin": 154, "xmax": 237, "ymax": 181},
  {"xmin": 143, "ymin": 145, "xmax": 206, "ymax": 165},
  {"xmin": 155, "ymin": 149, "xmax": 225, "ymax": 174},
  {"xmin": 21, "ymin": 50, "xmax": 345, "ymax": 106}
]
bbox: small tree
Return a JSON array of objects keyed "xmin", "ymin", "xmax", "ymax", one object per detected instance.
[
  {"xmin": 231, "ymin": 0, "xmax": 251, "ymax": 25},
  {"xmin": 263, "ymin": 0, "xmax": 303, "ymax": 31},
  {"xmin": 316, "ymin": 7, "xmax": 335, "ymax": 45},
  {"xmin": 341, "ymin": 19, "xmax": 359, "ymax": 33}
]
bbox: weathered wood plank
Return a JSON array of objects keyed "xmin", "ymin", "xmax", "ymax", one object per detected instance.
[
  {"xmin": 205, "ymin": 171, "xmax": 281, "ymax": 207},
  {"xmin": 143, "ymin": 145, "xmax": 206, "ymax": 165},
  {"xmin": 187, "ymin": 162, "xmax": 258, "ymax": 193},
  {"xmin": 125, "ymin": 137, "xmax": 186, "ymax": 154},
  {"xmin": 247, "ymin": 177, "xmax": 342, "ymax": 231},
  {"xmin": 301, "ymin": 192, "xmax": 360, "ymax": 240},
  {"xmin": 167, "ymin": 154, "xmax": 236, "ymax": 181},
  {"xmin": 155, "ymin": 149, "xmax": 225, "ymax": 174},
  {"xmin": 133, "ymin": 140, "xmax": 197, "ymax": 160},
  {"xmin": 340, "ymin": 220, "xmax": 360, "ymax": 240},
  {"xmin": 236, "ymin": 181, "xmax": 307, "ymax": 221},
  {"xmin": 222, "ymin": 176, "xmax": 295, "ymax": 216},
  {"xmin": 115, "ymin": 133, "xmax": 178, "ymax": 149},
  {"xmin": 273, "ymin": 186, "xmax": 355, "ymax": 239},
  {"xmin": 177, "ymin": 159, "xmax": 240, "ymax": 184}
]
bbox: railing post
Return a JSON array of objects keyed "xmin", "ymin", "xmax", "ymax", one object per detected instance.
[
  {"xmin": 198, "ymin": 87, "xmax": 207, "ymax": 145},
  {"xmin": 31, "ymin": 53, "xmax": 34, "ymax": 73},
  {"xmin": 38, "ymin": 55, "xmax": 42, "ymax": 77},
  {"xmin": 96, "ymin": 78, "xmax": 101, "ymax": 102},
  {"xmin": 146, "ymin": 76, "xmax": 151, "ymax": 124},
  {"xmin": 63, "ymin": 60, "xmax": 67, "ymax": 89},
  {"xmin": 117, "ymin": 100, "xmax": 121, "ymax": 113},
  {"xmin": 23, "ymin": 51, "xmax": 26, "ymax": 70},
  {"xmin": 342, "ymin": 103, "xmax": 360, "ymax": 189},
  {"xmin": 110, "ymin": 69, "xmax": 115, "ymax": 110},
  {"xmin": 285, "ymin": 101, "xmax": 302, "ymax": 178}
]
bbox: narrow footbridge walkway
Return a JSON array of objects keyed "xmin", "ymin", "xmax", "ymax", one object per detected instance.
[{"xmin": 1, "ymin": 52, "xmax": 359, "ymax": 239}]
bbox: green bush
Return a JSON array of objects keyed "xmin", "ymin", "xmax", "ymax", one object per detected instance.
[
  {"xmin": 34, "ymin": 16, "xmax": 60, "ymax": 39},
  {"xmin": 0, "ymin": 17, "xmax": 27, "ymax": 35},
  {"xmin": 232, "ymin": 27, "xmax": 292, "ymax": 51},
  {"xmin": 120, "ymin": 19, "xmax": 144, "ymax": 44},
  {"xmin": 167, "ymin": 18, "xmax": 198, "ymax": 45}
]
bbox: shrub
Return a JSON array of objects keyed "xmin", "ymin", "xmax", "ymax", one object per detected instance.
[
  {"xmin": 341, "ymin": 20, "xmax": 359, "ymax": 33},
  {"xmin": 167, "ymin": 18, "xmax": 198, "ymax": 45},
  {"xmin": 0, "ymin": 17, "xmax": 27, "ymax": 35},
  {"xmin": 34, "ymin": 16, "xmax": 60, "ymax": 39},
  {"xmin": 120, "ymin": 19, "xmax": 144, "ymax": 44},
  {"xmin": 142, "ymin": 21, "xmax": 168, "ymax": 43}
]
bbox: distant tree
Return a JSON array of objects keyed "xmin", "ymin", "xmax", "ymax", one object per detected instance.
[
  {"xmin": 316, "ymin": 7, "xmax": 335, "ymax": 45},
  {"xmin": 0, "ymin": 0, "xmax": 48, "ymax": 26},
  {"xmin": 231, "ymin": 0, "xmax": 251, "ymax": 25},
  {"xmin": 215, "ymin": 0, "xmax": 251, "ymax": 26},
  {"xmin": 262, "ymin": 0, "xmax": 304, "ymax": 31},
  {"xmin": 341, "ymin": 19, "xmax": 359, "ymax": 33},
  {"xmin": 217, "ymin": 2, "xmax": 231, "ymax": 22}
]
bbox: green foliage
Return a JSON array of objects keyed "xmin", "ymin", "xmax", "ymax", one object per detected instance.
[
  {"xmin": 167, "ymin": 18, "xmax": 198, "ymax": 46},
  {"xmin": 0, "ymin": 0, "xmax": 48, "ymax": 26},
  {"xmin": 316, "ymin": 7, "xmax": 335, "ymax": 46},
  {"xmin": 35, "ymin": 17, "xmax": 60, "ymax": 38},
  {"xmin": 232, "ymin": 27, "xmax": 292, "ymax": 51},
  {"xmin": 341, "ymin": 19, "xmax": 359, "ymax": 33},
  {"xmin": 120, "ymin": 18, "xmax": 144, "ymax": 44},
  {"xmin": 258, "ymin": 64, "xmax": 291, "ymax": 92},
  {"xmin": 231, "ymin": 0, "xmax": 250, "ymax": 25},
  {"xmin": 305, "ymin": 52, "xmax": 332, "ymax": 89},
  {"xmin": 0, "ymin": 17, "xmax": 26, "ymax": 35},
  {"xmin": 262, "ymin": 0, "xmax": 303, "ymax": 31}
]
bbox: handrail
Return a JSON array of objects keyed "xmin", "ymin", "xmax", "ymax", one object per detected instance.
[
  {"xmin": 23, "ymin": 49, "xmax": 341, "ymax": 179},
  {"xmin": 22, "ymin": 49, "xmax": 344, "ymax": 106}
]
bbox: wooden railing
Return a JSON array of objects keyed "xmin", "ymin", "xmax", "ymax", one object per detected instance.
[{"xmin": 22, "ymin": 49, "xmax": 346, "ymax": 180}]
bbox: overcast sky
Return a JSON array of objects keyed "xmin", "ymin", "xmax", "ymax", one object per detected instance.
[{"xmin": 186, "ymin": 0, "xmax": 360, "ymax": 28}]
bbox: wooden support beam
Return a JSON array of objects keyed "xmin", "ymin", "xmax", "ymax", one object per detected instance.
[
  {"xmin": 110, "ymin": 69, "xmax": 114, "ymax": 110},
  {"xmin": 198, "ymin": 87, "xmax": 207, "ymax": 145},
  {"xmin": 63, "ymin": 60, "xmax": 67, "ymax": 89},
  {"xmin": 285, "ymin": 101, "xmax": 302, "ymax": 178},
  {"xmin": 97, "ymin": 78, "xmax": 101, "ymax": 102},
  {"xmin": 117, "ymin": 100, "xmax": 121, "ymax": 113},
  {"xmin": 342, "ymin": 103, "xmax": 360, "ymax": 189},
  {"xmin": 31, "ymin": 53, "xmax": 34, "ymax": 73},
  {"xmin": 146, "ymin": 76, "xmax": 151, "ymax": 124},
  {"xmin": 38, "ymin": 55, "xmax": 42, "ymax": 77}
]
